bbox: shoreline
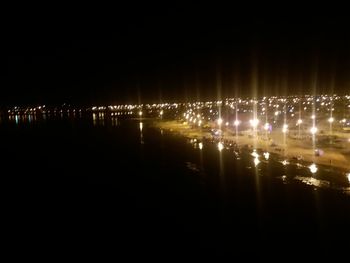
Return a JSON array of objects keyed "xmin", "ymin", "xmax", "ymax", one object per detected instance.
[{"xmin": 155, "ymin": 120, "xmax": 350, "ymax": 173}]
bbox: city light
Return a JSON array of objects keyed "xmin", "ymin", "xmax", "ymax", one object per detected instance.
[
  {"xmin": 309, "ymin": 163, "xmax": 318, "ymax": 174},
  {"xmin": 282, "ymin": 124, "xmax": 288, "ymax": 133},
  {"xmin": 310, "ymin": 126, "xmax": 318, "ymax": 135},
  {"xmin": 328, "ymin": 117, "xmax": 334, "ymax": 123},
  {"xmin": 311, "ymin": 115, "xmax": 315, "ymax": 119},
  {"xmin": 254, "ymin": 156, "xmax": 260, "ymax": 166},
  {"xmin": 198, "ymin": 142, "xmax": 203, "ymax": 150},
  {"xmin": 217, "ymin": 118, "xmax": 223, "ymax": 126},
  {"xmin": 297, "ymin": 119, "xmax": 303, "ymax": 125},
  {"xmin": 139, "ymin": 111, "xmax": 143, "ymax": 116},
  {"xmin": 263, "ymin": 152, "xmax": 270, "ymax": 160},
  {"xmin": 249, "ymin": 119, "xmax": 259, "ymax": 128},
  {"xmin": 251, "ymin": 150, "xmax": 259, "ymax": 158},
  {"xmin": 264, "ymin": 123, "xmax": 270, "ymax": 130},
  {"xmin": 234, "ymin": 120, "xmax": 240, "ymax": 126},
  {"xmin": 217, "ymin": 142, "xmax": 224, "ymax": 151},
  {"xmin": 225, "ymin": 122, "xmax": 229, "ymax": 126}
]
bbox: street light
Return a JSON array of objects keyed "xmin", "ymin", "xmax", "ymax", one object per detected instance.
[
  {"xmin": 234, "ymin": 120, "xmax": 240, "ymax": 126},
  {"xmin": 310, "ymin": 126, "xmax": 318, "ymax": 135},
  {"xmin": 282, "ymin": 124, "xmax": 288, "ymax": 133},
  {"xmin": 217, "ymin": 118, "xmax": 223, "ymax": 126},
  {"xmin": 249, "ymin": 119, "xmax": 259, "ymax": 128}
]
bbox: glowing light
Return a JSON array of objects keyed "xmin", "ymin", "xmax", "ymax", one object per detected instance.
[
  {"xmin": 234, "ymin": 120, "xmax": 240, "ymax": 126},
  {"xmin": 217, "ymin": 142, "xmax": 224, "ymax": 151},
  {"xmin": 328, "ymin": 117, "xmax": 334, "ymax": 123},
  {"xmin": 282, "ymin": 124, "xmax": 288, "ymax": 133},
  {"xmin": 310, "ymin": 126, "xmax": 318, "ymax": 135},
  {"xmin": 264, "ymin": 123, "xmax": 270, "ymax": 130},
  {"xmin": 347, "ymin": 173, "xmax": 350, "ymax": 184},
  {"xmin": 139, "ymin": 122, "xmax": 143, "ymax": 131},
  {"xmin": 309, "ymin": 163, "xmax": 318, "ymax": 174},
  {"xmin": 297, "ymin": 119, "xmax": 303, "ymax": 125},
  {"xmin": 281, "ymin": 160, "xmax": 289, "ymax": 166},
  {"xmin": 217, "ymin": 118, "xmax": 223, "ymax": 126},
  {"xmin": 263, "ymin": 152, "xmax": 270, "ymax": 160},
  {"xmin": 311, "ymin": 115, "xmax": 315, "ymax": 119},
  {"xmin": 249, "ymin": 119, "xmax": 259, "ymax": 128},
  {"xmin": 225, "ymin": 122, "xmax": 229, "ymax": 126},
  {"xmin": 251, "ymin": 150, "xmax": 259, "ymax": 158},
  {"xmin": 254, "ymin": 156, "xmax": 260, "ymax": 166},
  {"xmin": 198, "ymin": 120, "xmax": 202, "ymax": 126},
  {"xmin": 198, "ymin": 142, "xmax": 203, "ymax": 150},
  {"xmin": 160, "ymin": 110, "xmax": 163, "ymax": 115},
  {"xmin": 274, "ymin": 111, "xmax": 279, "ymax": 116},
  {"xmin": 139, "ymin": 111, "xmax": 143, "ymax": 116}
]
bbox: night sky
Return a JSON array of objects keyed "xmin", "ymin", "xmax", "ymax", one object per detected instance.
[{"xmin": 2, "ymin": 3, "xmax": 350, "ymax": 106}]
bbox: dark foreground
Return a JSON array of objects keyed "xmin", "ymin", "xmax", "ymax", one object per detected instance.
[{"xmin": 1, "ymin": 117, "xmax": 350, "ymax": 259}]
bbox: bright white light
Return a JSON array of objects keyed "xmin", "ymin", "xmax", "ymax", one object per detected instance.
[
  {"xmin": 309, "ymin": 163, "xmax": 318, "ymax": 174},
  {"xmin": 217, "ymin": 142, "xmax": 224, "ymax": 151},
  {"xmin": 249, "ymin": 119, "xmax": 259, "ymax": 128},
  {"xmin": 328, "ymin": 117, "xmax": 334, "ymax": 123},
  {"xmin": 281, "ymin": 160, "xmax": 289, "ymax": 166},
  {"xmin": 139, "ymin": 122, "xmax": 143, "ymax": 131},
  {"xmin": 234, "ymin": 120, "xmax": 240, "ymax": 126},
  {"xmin": 311, "ymin": 115, "xmax": 315, "ymax": 119},
  {"xmin": 198, "ymin": 142, "xmax": 203, "ymax": 150},
  {"xmin": 274, "ymin": 111, "xmax": 279, "ymax": 116},
  {"xmin": 310, "ymin": 126, "xmax": 318, "ymax": 135},
  {"xmin": 217, "ymin": 118, "xmax": 223, "ymax": 126},
  {"xmin": 282, "ymin": 124, "xmax": 288, "ymax": 133},
  {"xmin": 264, "ymin": 123, "xmax": 270, "ymax": 130},
  {"xmin": 347, "ymin": 173, "xmax": 350, "ymax": 184},
  {"xmin": 198, "ymin": 120, "xmax": 202, "ymax": 126},
  {"xmin": 297, "ymin": 119, "xmax": 303, "ymax": 125},
  {"xmin": 160, "ymin": 110, "xmax": 163, "ymax": 115},
  {"xmin": 139, "ymin": 111, "xmax": 143, "ymax": 116},
  {"xmin": 254, "ymin": 156, "xmax": 260, "ymax": 166},
  {"xmin": 263, "ymin": 152, "xmax": 270, "ymax": 160},
  {"xmin": 251, "ymin": 150, "xmax": 259, "ymax": 158},
  {"xmin": 225, "ymin": 122, "xmax": 229, "ymax": 126}
]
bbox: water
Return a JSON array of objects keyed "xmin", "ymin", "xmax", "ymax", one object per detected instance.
[{"xmin": 1, "ymin": 114, "xmax": 350, "ymax": 257}]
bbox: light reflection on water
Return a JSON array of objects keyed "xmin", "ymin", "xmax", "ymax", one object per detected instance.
[
  {"xmin": 186, "ymin": 136, "xmax": 349, "ymax": 194},
  {"xmin": 4, "ymin": 114, "xmax": 349, "ymax": 194}
]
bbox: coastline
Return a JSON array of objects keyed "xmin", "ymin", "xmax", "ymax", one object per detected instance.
[{"xmin": 154, "ymin": 120, "xmax": 350, "ymax": 173}]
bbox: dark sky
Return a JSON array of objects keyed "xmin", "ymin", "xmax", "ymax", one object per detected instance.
[{"xmin": 1, "ymin": 3, "xmax": 350, "ymax": 106}]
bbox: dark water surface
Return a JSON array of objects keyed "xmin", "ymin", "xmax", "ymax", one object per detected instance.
[{"xmin": 2, "ymin": 115, "xmax": 350, "ymax": 258}]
